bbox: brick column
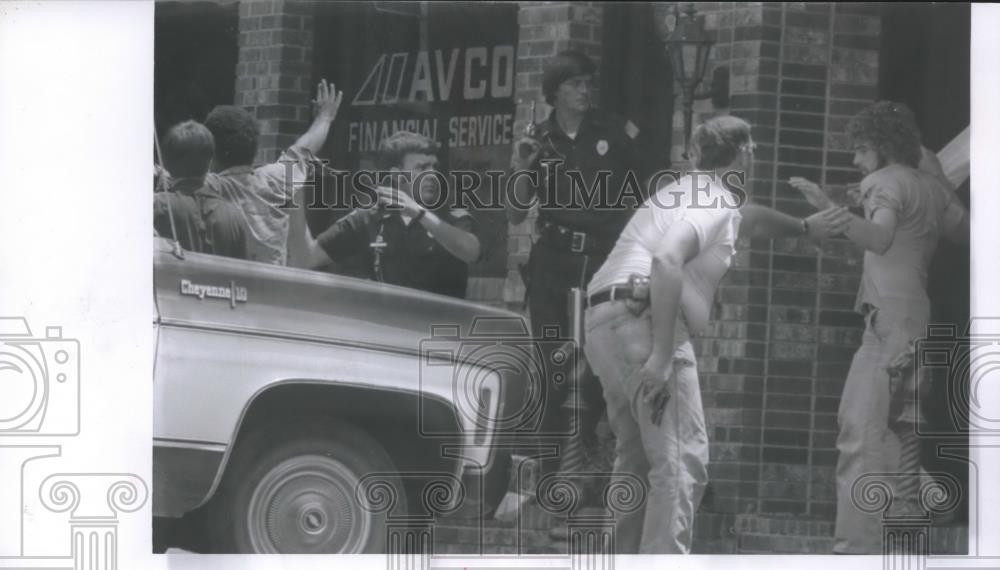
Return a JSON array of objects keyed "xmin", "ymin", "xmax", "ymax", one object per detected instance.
[
  {"xmin": 654, "ymin": 1, "xmax": 770, "ymax": 519},
  {"xmin": 652, "ymin": 3, "xmax": 882, "ymax": 545},
  {"xmin": 504, "ymin": 2, "xmax": 605, "ymax": 312},
  {"xmin": 235, "ymin": 0, "xmax": 315, "ymax": 164}
]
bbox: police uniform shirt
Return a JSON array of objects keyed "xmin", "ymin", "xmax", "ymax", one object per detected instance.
[
  {"xmin": 529, "ymin": 109, "xmax": 648, "ymax": 243},
  {"xmin": 315, "ymin": 207, "xmax": 476, "ymax": 299}
]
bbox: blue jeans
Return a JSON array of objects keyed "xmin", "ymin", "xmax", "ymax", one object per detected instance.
[
  {"xmin": 833, "ymin": 305, "xmax": 930, "ymax": 553},
  {"xmin": 583, "ymin": 300, "xmax": 706, "ymax": 554}
]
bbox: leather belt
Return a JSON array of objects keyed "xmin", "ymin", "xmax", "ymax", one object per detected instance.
[
  {"xmin": 586, "ymin": 284, "xmax": 647, "ymax": 308},
  {"xmin": 538, "ymin": 220, "xmax": 613, "ymax": 255}
]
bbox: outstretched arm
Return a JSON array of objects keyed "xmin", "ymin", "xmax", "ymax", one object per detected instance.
[
  {"xmin": 843, "ymin": 209, "xmax": 897, "ymax": 255},
  {"xmin": 787, "ymin": 177, "xmax": 897, "ymax": 254},
  {"xmin": 739, "ymin": 203, "xmax": 852, "ymax": 241},
  {"xmin": 294, "ymin": 79, "xmax": 344, "ymax": 154}
]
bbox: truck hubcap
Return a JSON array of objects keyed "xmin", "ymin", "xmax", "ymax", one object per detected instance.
[{"xmin": 247, "ymin": 456, "xmax": 370, "ymax": 553}]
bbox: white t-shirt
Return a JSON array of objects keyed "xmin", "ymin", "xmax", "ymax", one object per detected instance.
[{"xmin": 587, "ymin": 174, "xmax": 742, "ymax": 333}]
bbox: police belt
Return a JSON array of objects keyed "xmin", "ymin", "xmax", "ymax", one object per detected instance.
[
  {"xmin": 537, "ymin": 220, "xmax": 614, "ymax": 255},
  {"xmin": 586, "ymin": 283, "xmax": 649, "ymax": 308}
]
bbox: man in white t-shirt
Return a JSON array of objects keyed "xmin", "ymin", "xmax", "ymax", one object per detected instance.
[{"xmin": 583, "ymin": 116, "xmax": 852, "ymax": 554}]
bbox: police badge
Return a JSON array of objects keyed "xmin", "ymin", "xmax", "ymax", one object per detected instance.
[{"xmin": 596, "ymin": 139, "xmax": 609, "ymax": 156}]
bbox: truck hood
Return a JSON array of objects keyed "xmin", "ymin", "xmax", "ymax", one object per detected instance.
[{"xmin": 153, "ymin": 237, "xmax": 531, "ymax": 355}]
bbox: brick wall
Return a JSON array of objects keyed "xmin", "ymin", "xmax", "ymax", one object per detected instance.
[
  {"xmin": 662, "ymin": 2, "xmax": 880, "ymax": 526},
  {"xmin": 234, "ymin": 0, "xmax": 315, "ymax": 164}
]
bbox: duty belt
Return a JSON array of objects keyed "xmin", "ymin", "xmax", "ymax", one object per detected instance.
[{"xmin": 537, "ymin": 220, "xmax": 613, "ymax": 255}]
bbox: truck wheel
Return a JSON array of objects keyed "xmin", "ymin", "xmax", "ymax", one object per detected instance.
[{"xmin": 207, "ymin": 417, "xmax": 405, "ymax": 553}]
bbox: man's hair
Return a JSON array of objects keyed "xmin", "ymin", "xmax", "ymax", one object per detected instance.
[
  {"xmin": 204, "ymin": 105, "xmax": 260, "ymax": 168},
  {"xmin": 377, "ymin": 130, "xmax": 440, "ymax": 169},
  {"xmin": 847, "ymin": 101, "xmax": 922, "ymax": 168},
  {"xmin": 542, "ymin": 50, "xmax": 597, "ymax": 105},
  {"xmin": 161, "ymin": 120, "xmax": 215, "ymax": 178},
  {"xmin": 689, "ymin": 115, "xmax": 753, "ymax": 170}
]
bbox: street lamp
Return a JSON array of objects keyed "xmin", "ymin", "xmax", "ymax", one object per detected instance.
[{"xmin": 664, "ymin": 2, "xmax": 729, "ymax": 158}]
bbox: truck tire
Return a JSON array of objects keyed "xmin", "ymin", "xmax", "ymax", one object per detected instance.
[{"xmin": 206, "ymin": 417, "xmax": 405, "ymax": 553}]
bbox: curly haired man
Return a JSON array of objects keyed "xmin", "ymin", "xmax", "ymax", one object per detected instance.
[{"xmin": 789, "ymin": 101, "xmax": 969, "ymax": 554}]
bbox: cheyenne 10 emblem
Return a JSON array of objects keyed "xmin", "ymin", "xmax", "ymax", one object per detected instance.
[{"xmin": 180, "ymin": 279, "xmax": 248, "ymax": 308}]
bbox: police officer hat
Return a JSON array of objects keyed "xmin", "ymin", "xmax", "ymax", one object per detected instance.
[{"xmin": 542, "ymin": 50, "xmax": 597, "ymax": 105}]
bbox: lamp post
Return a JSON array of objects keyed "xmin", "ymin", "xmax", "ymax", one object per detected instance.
[{"xmin": 664, "ymin": 3, "xmax": 723, "ymax": 159}]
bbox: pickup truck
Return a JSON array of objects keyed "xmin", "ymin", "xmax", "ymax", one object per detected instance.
[{"xmin": 152, "ymin": 236, "xmax": 537, "ymax": 554}]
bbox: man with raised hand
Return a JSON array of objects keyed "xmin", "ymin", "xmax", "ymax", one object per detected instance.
[{"xmin": 199, "ymin": 80, "xmax": 343, "ymax": 265}]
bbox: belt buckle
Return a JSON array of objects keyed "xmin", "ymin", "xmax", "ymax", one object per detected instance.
[{"xmin": 570, "ymin": 231, "xmax": 586, "ymax": 253}]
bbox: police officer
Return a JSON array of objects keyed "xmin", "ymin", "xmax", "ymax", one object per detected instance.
[{"xmin": 507, "ymin": 50, "xmax": 653, "ymax": 479}]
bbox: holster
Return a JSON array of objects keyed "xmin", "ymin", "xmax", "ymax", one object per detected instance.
[
  {"xmin": 886, "ymin": 342, "xmax": 916, "ymax": 426},
  {"xmin": 624, "ymin": 273, "xmax": 651, "ymax": 316},
  {"xmin": 518, "ymin": 262, "xmax": 532, "ymax": 311}
]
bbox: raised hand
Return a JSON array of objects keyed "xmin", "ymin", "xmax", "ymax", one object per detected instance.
[
  {"xmin": 375, "ymin": 185, "xmax": 422, "ymax": 218},
  {"xmin": 313, "ymin": 79, "xmax": 344, "ymax": 123},
  {"xmin": 510, "ymin": 136, "xmax": 542, "ymax": 170},
  {"xmin": 805, "ymin": 206, "xmax": 853, "ymax": 238},
  {"xmin": 789, "ymin": 177, "xmax": 834, "ymax": 210}
]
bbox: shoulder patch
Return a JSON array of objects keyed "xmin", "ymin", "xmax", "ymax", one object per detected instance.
[{"xmin": 624, "ymin": 120, "xmax": 640, "ymax": 140}]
